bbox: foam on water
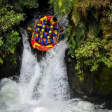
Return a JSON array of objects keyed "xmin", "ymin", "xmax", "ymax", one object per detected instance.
[{"xmin": 0, "ymin": 30, "xmax": 111, "ymax": 112}]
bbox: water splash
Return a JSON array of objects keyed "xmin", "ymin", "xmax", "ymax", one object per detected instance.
[
  {"xmin": 19, "ymin": 29, "xmax": 37, "ymax": 83},
  {"xmin": 18, "ymin": 30, "xmax": 40, "ymax": 103},
  {"xmin": 0, "ymin": 30, "xmax": 111, "ymax": 112}
]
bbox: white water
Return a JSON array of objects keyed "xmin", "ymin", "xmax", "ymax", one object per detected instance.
[{"xmin": 0, "ymin": 30, "xmax": 111, "ymax": 112}]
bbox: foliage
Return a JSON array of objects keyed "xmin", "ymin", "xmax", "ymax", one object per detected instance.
[
  {"xmin": 49, "ymin": 0, "xmax": 72, "ymax": 16},
  {"xmin": 11, "ymin": 0, "xmax": 38, "ymax": 12},
  {"xmin": 0, "ymin": 0, "xmax": 38, "ymax": 64},
  {"xmin": 0, "ymin": 5, "xmax": 24, "ymax": 33},
  {"xmin": 2, "ymin": 31, "xmax": 21, "ymax": 54},
  {"xmin": 75, "ymin": 38, "xmax": 112, "ymax": 74},
  {"xmin": 49, "ymin": 0, "xmax": 112, "ymax": 94},
  {"xmin": 49, "ymin": 0, "xmax": 112, "ymax": 72},
  {"xmin": 0, "ymin": 31, "xmax": 21, "ymax": 64},
  {"xmin": 68, "ymin": 23, "xmax": 86, "ymax": 57}
]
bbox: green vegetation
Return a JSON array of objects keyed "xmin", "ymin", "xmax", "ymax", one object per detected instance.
[
  {"xmin": 49, "ymin": 0, "xmax": 112, "ymax": 95},
  {"xmin": 0, "ymin": 5, "xmax": 24, "ymax": 33},
  {"xmin": 0, "ymin": 0, "xmax": 38, "ymax": 64},
  {"xmin": 11, "ymin": 0, "xmax": 38, "ymax": 11}
]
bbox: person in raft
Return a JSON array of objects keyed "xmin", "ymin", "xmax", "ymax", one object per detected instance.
[{"xmin": 34, "ymin": 16, "xmax": 59, "ymax": 45}]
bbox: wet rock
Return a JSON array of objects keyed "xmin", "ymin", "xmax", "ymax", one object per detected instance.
[{"xmin": 65, "ymin": 50, "xmax": 112, "ymax": 109}]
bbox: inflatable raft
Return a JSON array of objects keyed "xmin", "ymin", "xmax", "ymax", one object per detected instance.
[{"xmin": 29, "ymin": 16, "xmax": 59, "ymax": 51}]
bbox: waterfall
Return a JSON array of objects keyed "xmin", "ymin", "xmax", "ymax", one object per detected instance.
[
  {"xmin": 0, "ymin": 30, "xmax": 111, "ymax": 112},
  {"xmin": 19, "ymin": 30, "xmax": 41, "ymax": 103},
  {"xmin": 36, "ymin": 39, "xmax": 70, "ymax": 101},
  {"xmin": 19, "ymin": 30, "xmax": 69, "ymax": 102}
]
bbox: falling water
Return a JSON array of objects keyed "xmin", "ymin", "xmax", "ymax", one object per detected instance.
[
  {"xmin": 36, "ymin": 39, "xmax": 70, "ymax": 101},
  {"xmin": 19, "ymin": 30, "xmax": 41, "ymax": 103},
  {"xmin": 0, "ymin": 30, "xmax": 111, "ymax": 112}
]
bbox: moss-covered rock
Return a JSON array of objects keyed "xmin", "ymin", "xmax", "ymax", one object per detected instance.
[{"xmin": 95, "ymin": 67, "xmax": 112, "ymax": 96}]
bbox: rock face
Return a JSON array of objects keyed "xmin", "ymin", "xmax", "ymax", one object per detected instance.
[{"xmin": 65, "ymin": 51, "xmax": 112, "ymax": 109}]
